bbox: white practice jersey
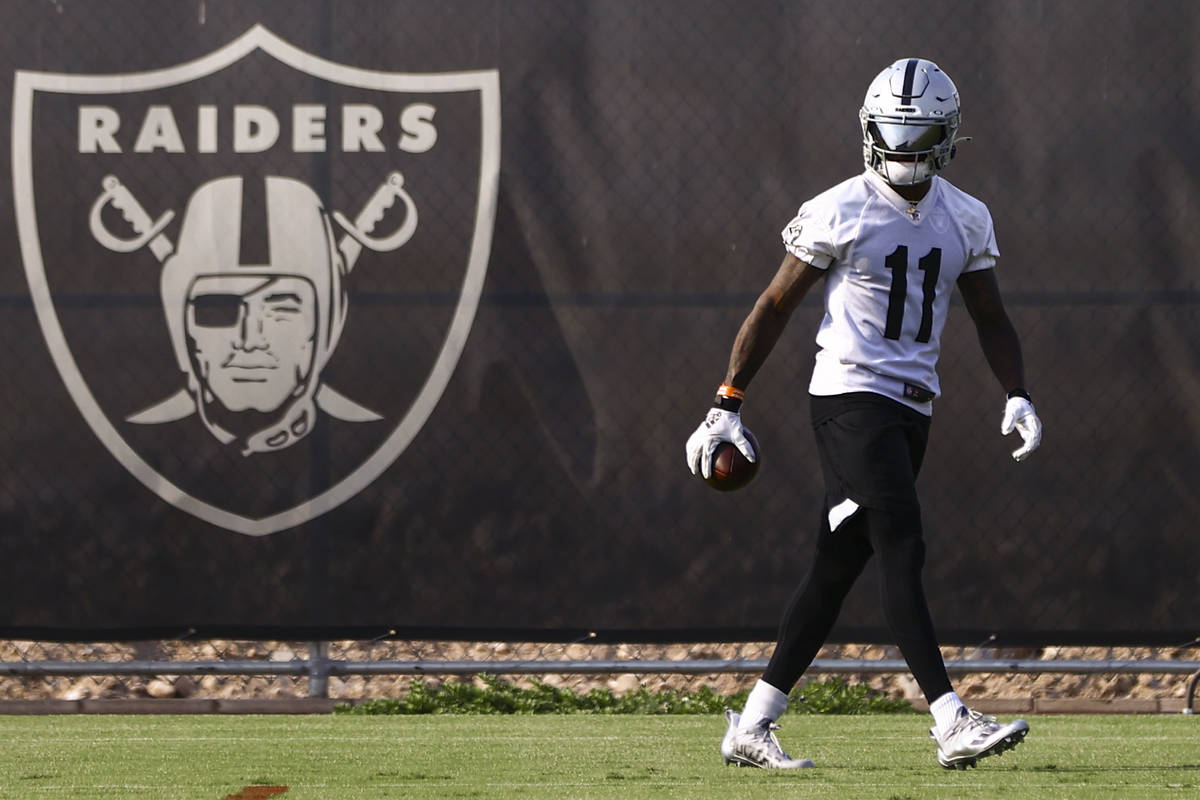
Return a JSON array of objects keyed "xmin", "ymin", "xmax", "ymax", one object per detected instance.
[{"xmin": 781, "ymin": 169, "xmax": 998, "ymax": 415}]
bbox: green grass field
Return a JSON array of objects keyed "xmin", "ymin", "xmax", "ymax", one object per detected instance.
[{"xmin": 1, "ymin": 714, "xmax": 1198, "ymax": 799}]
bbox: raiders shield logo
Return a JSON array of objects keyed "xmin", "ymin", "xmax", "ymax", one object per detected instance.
[{"xmin": 12, "ymin": 25, "xmax": 500, "ymax": 535}]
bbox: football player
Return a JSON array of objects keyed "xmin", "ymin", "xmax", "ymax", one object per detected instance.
[{"xmin": 686, "ymin": 58, "xmax": 1041, "ymax": 770}]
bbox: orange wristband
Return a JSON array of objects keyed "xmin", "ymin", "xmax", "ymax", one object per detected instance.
[{"xmin": 716, "ymin": 384, "xmax": 745, "ymax": 401}]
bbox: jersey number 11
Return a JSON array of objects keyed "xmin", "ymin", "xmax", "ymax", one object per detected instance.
[{"xmin": 883, "ymin": 245, "xmax": 942, "ymax": 343}]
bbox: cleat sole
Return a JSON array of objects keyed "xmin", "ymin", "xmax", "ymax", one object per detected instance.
[{"xmin": 724, "ymin": 753, "xmax": 813, "ymax": 769}]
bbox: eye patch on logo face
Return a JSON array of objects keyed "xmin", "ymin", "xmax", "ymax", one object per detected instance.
[{"xmin": 190, "ymin": 293, "xmax": 242, "ymax": 328}]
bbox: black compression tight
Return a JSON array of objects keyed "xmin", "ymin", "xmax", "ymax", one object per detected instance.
[{"xmin": 761, "ymin": 505, "xmax": 953, "ymax": 704}]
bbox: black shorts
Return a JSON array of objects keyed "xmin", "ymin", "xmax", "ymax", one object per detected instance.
[{"xmin": 810, "ymin": 392, "xmax": 931, "ymax": 513}]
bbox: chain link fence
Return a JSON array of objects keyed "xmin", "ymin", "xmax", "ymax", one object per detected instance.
[{"xmin": 3, "ymin": 639, "xmax": 1199, "ymax": 714}]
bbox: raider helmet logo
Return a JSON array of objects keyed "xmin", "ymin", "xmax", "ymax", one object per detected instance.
[
  {"xmin": 97, "ymin": 171, "xmax": 416, "ymax": 454},
  {"xmin": 13, "ymin": 26, "xmax": 500, "ymax": 535}
]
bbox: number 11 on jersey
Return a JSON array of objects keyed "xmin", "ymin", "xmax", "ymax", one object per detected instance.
[{"xmin": 883, "ymin": 245, "xmax": 942, "ymax": 343}]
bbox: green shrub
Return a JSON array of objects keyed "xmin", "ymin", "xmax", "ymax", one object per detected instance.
[
  {"xmin": 335, "ymin": 675, "xmax": 914, "ymax": 715},
  {"xmin": 789, "ymin": 676, "xmax": 915, "ymax": 715}
]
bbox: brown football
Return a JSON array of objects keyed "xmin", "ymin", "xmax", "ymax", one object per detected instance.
[{"xmin": 704, "ymin": 431, "xmax": 760, "ymax": 492}]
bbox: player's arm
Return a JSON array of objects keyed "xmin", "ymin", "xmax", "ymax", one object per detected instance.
[
  {"xmin": 686, "ymin": 253, "xmax": 825, "ymax": 477},
  {"xmin": 957, "ymin": 268, "xmax": 1042, "ymax": 461},
  {"xmin": 724, "ymin": 252, "xmax": 827, "ymax": 390},
  {"xmin": 957, "ymin": 268, "xmax": 1025, "ymax": 392}
]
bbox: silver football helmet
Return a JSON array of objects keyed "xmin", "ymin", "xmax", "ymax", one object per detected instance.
[{"xmin": 860, "ymin": 58, "xmax": 962, "ymax": 186}]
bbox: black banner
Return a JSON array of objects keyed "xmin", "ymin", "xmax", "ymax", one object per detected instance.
[{"xmin": 1, "ymin": 0, "xmax": 1197, "ymax": 644}]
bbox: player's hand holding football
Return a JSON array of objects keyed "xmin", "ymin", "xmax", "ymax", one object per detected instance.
[
  {"xmin": 1001, "ymin": 394, "xmax": 1042, "ymax": 462},
  {"xmin": 686, "ymin": 407, "xmax": 757, "ymax": 479}
]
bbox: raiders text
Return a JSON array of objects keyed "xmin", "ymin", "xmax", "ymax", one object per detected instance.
[{"xmin": 77, "ymin": 103, "xmax": 438, "ymax": 154}]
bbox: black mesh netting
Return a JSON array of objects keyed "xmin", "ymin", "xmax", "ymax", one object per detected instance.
[{"xmin": 0, "ymin": 0, "xmax": 1196, "ymax": 644}]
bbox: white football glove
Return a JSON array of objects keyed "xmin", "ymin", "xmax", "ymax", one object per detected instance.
[
  {"xmin": 1001, "ymin": 396, "xmax": 1042, "ymax": 462},
  {"xmin": 686, "ymin": 408, "xmax": 757, "ymax": 479}
]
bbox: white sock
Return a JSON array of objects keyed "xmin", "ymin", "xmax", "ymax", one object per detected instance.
[
  {"xmin": 738, "ymin": 679, "xmax": 789, "ymax": 730},
  {"xmin": 929, "ymin": 691, "xmax": 966, "ymax": 732}
]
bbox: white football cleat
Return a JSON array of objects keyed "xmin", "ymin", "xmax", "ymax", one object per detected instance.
[
  {"xmin": 720, "ymin": 709, "xmax": 815, "ymax": 769},
  {"xmin": 931, "ymin": 707, "xmax": 1029, "ymax": 769}
]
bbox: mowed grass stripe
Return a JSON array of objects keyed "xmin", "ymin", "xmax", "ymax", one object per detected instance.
[{"xmin": 2, "ymin": 714, "xmax": 1197, "ymax": 800}]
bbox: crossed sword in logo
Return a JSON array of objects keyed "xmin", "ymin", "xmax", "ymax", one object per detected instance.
[{"xmin": 89, "ymin": 171, "xmax": 418, "ymax": 427}]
